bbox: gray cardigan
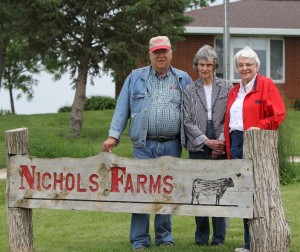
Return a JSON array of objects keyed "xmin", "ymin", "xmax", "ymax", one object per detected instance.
[{"xmin": 183, "ymin": 76, "xmax": 232, "ymax": 152}]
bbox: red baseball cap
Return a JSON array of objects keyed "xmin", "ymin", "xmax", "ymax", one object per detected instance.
[{"xmin": 149, "ymin": 36, "xmax": 171, "ymax": 52}]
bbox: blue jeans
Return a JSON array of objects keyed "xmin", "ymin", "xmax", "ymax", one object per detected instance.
[
  {"xmin": 230, "ymin": 131, "xmax": 250, "ymax": 250},
  {"xmin": 130, "ymin": 138, "xmax": 182, "ymax": 249},
  {"xmin": 194, "ymin": 215, "xmax": 226, "ymax": 245},
  {"xmin": 189, "ymin": 121, "xmax": 226, "ymax": 245}
]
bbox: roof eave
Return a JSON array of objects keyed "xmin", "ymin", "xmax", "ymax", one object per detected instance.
[{"xmin": 185, "ymin": 27, "xmax": 300, "ymax": 36}]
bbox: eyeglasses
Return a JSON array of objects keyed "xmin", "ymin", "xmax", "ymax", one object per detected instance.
[{"xmin": 237, "ymin": 63, "xmax": 255, "ymax": 69}]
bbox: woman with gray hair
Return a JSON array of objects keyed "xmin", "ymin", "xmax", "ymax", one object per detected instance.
[
  {"xmin": 183, "ymin": 45, "xmax": 232, "ymax": 246},
  {"xmin": 224, "ymin": 46, "xmax": 286, "ymax": 252}
]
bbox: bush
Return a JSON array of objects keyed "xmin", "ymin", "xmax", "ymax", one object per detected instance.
[
  {"xmin": 0, "ymin": 109, "xmax": 12, "ymax": 116},
  {"xmin": 58, "ymin": 105, "xmax": 72, "ymax": 113},
  {"xmin": 58, "ymin": 95, "xmax": 116, "ymax": 113},
  {"xmin": 84, "ymin": 95, "xmax": 116, "ymax": 111},
  {"xmin": 294, "ymin": 98, "xmax": 300, "ymax": 110}
]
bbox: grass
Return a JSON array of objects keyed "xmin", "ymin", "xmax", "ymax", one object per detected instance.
[
  {"xmin": 1, "ymin": 110, "xmax": 300, "ymax": 168},
  {"xmin": 0, "ymin": 110, "xmax": 300, "ymax": 251},
  {"xmin": 1, "ymin": 179, "xmax": 299, "ymax": 251},
  {"xmin": 281, "ymin": 110, "xmax": 300, "ymax": 156},
  {"xmin": 0, "ymin": 110, "xmax": 133, "ymax": 167}
]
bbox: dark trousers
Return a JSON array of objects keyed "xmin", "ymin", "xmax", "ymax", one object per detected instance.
[
  {"xmin": 189, "ymin": 121, "xmax": 226, "ymax": 245},
  {"xmin": 230, "ymin": 130, "xmax": 250, "ymax": 250}
]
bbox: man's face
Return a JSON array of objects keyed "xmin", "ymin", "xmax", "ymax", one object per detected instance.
[{"xmin": 149, "ymin": 49, "xmax": 173, "ymax": 73}]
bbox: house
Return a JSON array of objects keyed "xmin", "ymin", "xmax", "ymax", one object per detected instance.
[{"xmin": 171, "ymin": 0, "xmax": 300, "ymax": 104}]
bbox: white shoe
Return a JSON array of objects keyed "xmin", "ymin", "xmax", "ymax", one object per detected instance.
[{"xmin": 235, "ymin": 248, "xmax": 250, "ymax": 252}]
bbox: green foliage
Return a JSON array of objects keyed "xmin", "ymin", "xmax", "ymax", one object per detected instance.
[
  {"xmin": 103, "ymin": 0, "xmax": 193, "ymax": 92},
  {"xmin": 279, "ymin": 110, "xmax": 300, "ymax": 184},
  {"xmin": 188, "ymin": 0, "xmax": 216, "ymax": 9},
  {"xmin": 84, "ymin": 95, "xmax": 116, "ymax": 111},
  {"xmin": 57, "ymin": 105, "xmax": 72, "ymax": 113},
  {"xmin": 294, "ymin": 98, "xmax": 300, "ymax": 110},
  {"xmin": 57, "ymin": 96, "xmax": 116, "ymax": 112},
  {"xmin": 1, "ymin": 0, "xmax": 195, "ymax": 134},
  {"xmin": 0, "ymin": 1, "xmax": 26, "ymax": 89},
  {"xmin": 2, "ymin": 40, "xmax": 41, "ymax": 114},
  {"xmin": 0, "ymin": 1, "xmax": 66, "ymax": 113},
  {"xmin": 0, "ymin": 110, "xmax": 133, "ymax": 168}
]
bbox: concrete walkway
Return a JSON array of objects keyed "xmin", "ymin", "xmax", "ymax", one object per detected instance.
[
  {"xmin": 289, "ymin": 156, "xmax": 300, "ymax": 163},
  {"xmin": 0, "ymin": 168, "xmax": 7, "ymax": 179}
]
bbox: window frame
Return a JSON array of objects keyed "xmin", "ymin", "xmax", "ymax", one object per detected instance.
[{"xmin": 215, "ymin": 36, "xmax": 285, "ymax": 84}]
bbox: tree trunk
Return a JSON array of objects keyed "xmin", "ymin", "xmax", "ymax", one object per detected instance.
[
  {"xmin": 243, "ymin": 130, "xmax": 290, "ymax": 252},
  {"xmin": 9, "ymin": 86, "xmax": 15, "ymax": 114},
  {"xmin": 0, "ymin": 44, "xmax": 7, "ymax": 90},
  {"xmin": 69, "ymin": 61, "xmax": 88, "ymax": 137},
  {"xmin": 115, "ymin": 78, "xmax": 123, "ymax": 98},
  {"xmin": 5, "ymin": 128, "xmax": 34, "ymax": 252}
]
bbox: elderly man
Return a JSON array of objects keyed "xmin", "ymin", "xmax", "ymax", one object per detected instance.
[{"xmin": 103, "ymin": 35, "xmax": 192, "ymax": 250}]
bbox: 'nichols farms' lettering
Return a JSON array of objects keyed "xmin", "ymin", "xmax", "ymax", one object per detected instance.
[{"xmin": 18, "ymin": 165, "xmax": 174, "ymax": 194}]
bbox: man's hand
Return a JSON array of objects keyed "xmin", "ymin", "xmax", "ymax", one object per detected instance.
[{"xmin": 102, "ymin": 137, "xmax": 117, "ymax": 152}]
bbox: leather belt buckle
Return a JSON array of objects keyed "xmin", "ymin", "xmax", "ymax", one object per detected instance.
[
  {"xmin": 147, "ymin": 134, "xmax": 179, "ymax": 143},
  {"xmin": 157, "ymin": 136, "xmax": 169, "ymax": 143}
]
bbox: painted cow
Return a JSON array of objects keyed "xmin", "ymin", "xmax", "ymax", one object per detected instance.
[{"xmin": 191, "ymin": 177, "xmax": 234, "ymax": 205}]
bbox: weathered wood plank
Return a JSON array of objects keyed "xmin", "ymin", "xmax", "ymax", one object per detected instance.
[
  {"xmin": 5, "ymin": 128, "xmax": 34, "ymax": 252},
  {"xmin": 7, "ymin": 152, "xmax": 254, "ymax": 218}
]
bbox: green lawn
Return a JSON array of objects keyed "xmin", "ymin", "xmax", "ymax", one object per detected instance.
[
  {"xmin": 1, "ymin": 179, "xmax": 299, "ymax": 251},
  {"xmin": 0, "ymin": 110, "xmax": 134, "ymax": 168},
  {"xmin": 282, "ymin": 110, "xmax": 300, "ymax": 156},
  {"xmin": 1, "ymin": 110, "xmax": 299, "ymax": 168},
  {"xmin": 0, "ymin": 110, "xmax": 300, "ymax": 251}
]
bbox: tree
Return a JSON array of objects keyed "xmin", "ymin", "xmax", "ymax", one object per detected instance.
[
  {"xmin": 103, "ymin": 0, "xmax": 193, "ymax": 96},
  {"xmin": 188, "ymin": 0, "xmax": 216, "ymax": 9},
  {"xmin": 23, "ymin": 0, "xmax": 193, "ymax": 137},
  {"xmin": 103, "ymin": 0, "xmax": 216, "ymax": 96},
  {"xmin": 1, "ymin": 0, "xmax": 213, "ymax": 136},
  {"xmin": 0, "ymin": 0, "xmax": 20, "ymax": 90},
  {"xmin": 0, "ymin": 0, "xmax": 65, "ymax": 113},
  {"xmin": 2, "ymin": 40, "xmax": 41, "ymax": 114}
]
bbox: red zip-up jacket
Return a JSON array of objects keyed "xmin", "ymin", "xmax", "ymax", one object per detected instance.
[{"xmin": 224, "ymin": 74, "xmax": 286, "ymax": 159}]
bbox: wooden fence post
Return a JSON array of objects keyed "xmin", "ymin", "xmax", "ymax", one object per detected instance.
[
  {"xmin": 243, "ymin": 130, "xmax": 290, "ymax": 252},
  {"xmin": 5, "ymin": 128, "xmax": 34, "ymax": 252}
]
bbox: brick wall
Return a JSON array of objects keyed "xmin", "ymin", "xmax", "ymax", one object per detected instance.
[
  {"xmin": 285, "ymin": 37, "xmax": 300, "ymax": 102},
  {"xmin": 172, "ymin": 35, "xmax": 300, "ymax": 104},
  {"xmin": 172, "ymin": 35, "xmax": 215, "ymax": 81}
]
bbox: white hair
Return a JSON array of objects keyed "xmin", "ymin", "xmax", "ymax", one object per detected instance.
[{"xmin": 234, "ymin": 46, "xmax": 260, "ymax": 72}]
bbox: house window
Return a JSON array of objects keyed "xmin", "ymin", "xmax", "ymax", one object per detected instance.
[{"xmin": 215, "ymin": 37, "xmax": 284, "ymax": 83}]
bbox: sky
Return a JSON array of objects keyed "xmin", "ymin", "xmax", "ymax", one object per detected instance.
[
  {"xmin": 0, "ymin": 72, "xmax": 115, "ymax": 115},
  {"xmin": 0, "ymin": 0, "xmax": 234, "ymax": 115}
]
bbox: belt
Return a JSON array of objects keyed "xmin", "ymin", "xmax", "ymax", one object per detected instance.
[
  {"xmin": 230, "ymin": 130, "xmax": 243, "ymax": 134},
  {"xmin": 147, "ymin": 135, "xmax": 180, "ymax": 143}
]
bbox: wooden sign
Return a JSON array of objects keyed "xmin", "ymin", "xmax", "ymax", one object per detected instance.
[{"xmin": 7, "ymin": 152, "xmax": 253, "ymax": 218}]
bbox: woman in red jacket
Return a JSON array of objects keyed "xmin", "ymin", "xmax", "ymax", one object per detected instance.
[{"xmin": 224, "ymin": 46, "xmax": 286, "ymax": 252}]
